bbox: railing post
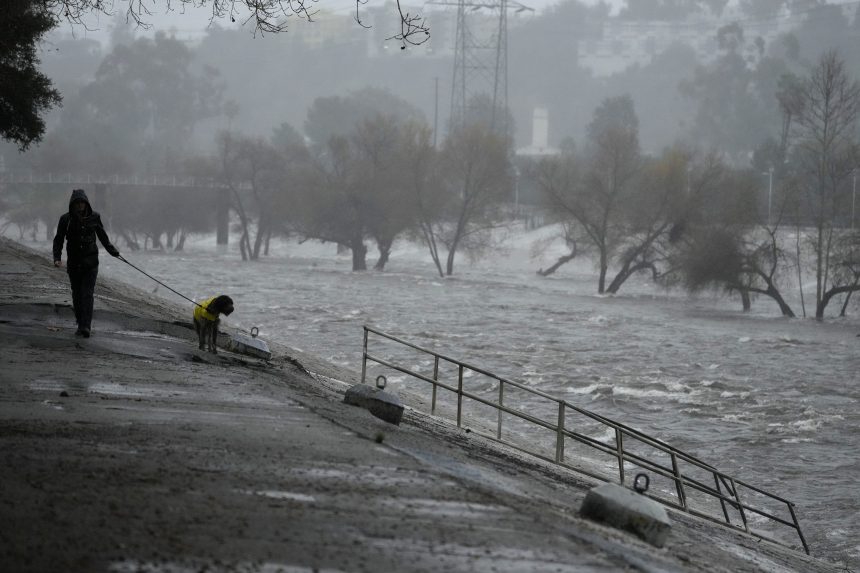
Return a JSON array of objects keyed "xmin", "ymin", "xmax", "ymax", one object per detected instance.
[
  {"xmin": 615, "ymin": 428, "xmax": 625, "ymax": 485},
  {"xmin": 456, "ymin": 365, "xmax": 464, "ymax": 427},
  {"xmin": 555, "ymin": 401, "xmax": 565, "ymax": 463},
  {"xmin": 714, "ymin": 474, "xmax": 731, "ymax": 524},
  {"xmin": 728, "ymin": 478, "xmax": 750, "ymax": 533},
  {"xmin": 671, "ymin": 453, "xmax": 687, "ymax": 509},
  {"xmin": 496, "ymin": 379, "xmax": 504, "ymax": 439},
  {"xmin": 787, "ymin": 502, "xmax": 810, "ymax": 555},
  {"xmin": 431, "ymin": 356, "xmax": 439, "ymax": 415},
  {"xmin": 360, "ymin": 327, "xmax": 369, "ymax": 384}
]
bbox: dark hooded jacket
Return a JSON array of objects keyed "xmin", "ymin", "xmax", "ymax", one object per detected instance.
[{"xmin": 53, "ymin": 189, "xmax": 118, "ymax": 269}]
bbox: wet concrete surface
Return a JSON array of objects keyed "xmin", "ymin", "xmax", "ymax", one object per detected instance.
[{"xmin": 0, "ymin": 237, "xmax": 841, "ymax": 573}]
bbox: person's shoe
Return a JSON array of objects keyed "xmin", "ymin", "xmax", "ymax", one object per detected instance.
[
  {"xmin": 81, "ymin": 327, "xmax": 91, "ymax": 338},
  {"xmin": 75, "ymin": 328, "xmax": 85, "ymax": 337}
]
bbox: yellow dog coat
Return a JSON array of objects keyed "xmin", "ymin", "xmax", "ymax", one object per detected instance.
[{"xmin": 193, "ymin": 296, "xmax": 219, "ymax": 322}]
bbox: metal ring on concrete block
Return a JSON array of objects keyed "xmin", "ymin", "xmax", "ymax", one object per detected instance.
[
  {"xmin": 376, "ymin": 375, "xmax": 387, "ymax": 389},
  {"xmin": 250, "ymin": 326, "xmax": 259, "ymax": 338},
  {"xmin": 343, "ymin": 383, "xmax": 404, "ymax": 425},
  {"xmin": 634, "ymin": 473, "xmax": 650, "ymax": 494}
]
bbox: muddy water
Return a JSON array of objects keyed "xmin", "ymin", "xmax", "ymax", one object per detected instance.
[{"xmin": 47, "ymin": 231, "xmax": 859, "ymax": 568}]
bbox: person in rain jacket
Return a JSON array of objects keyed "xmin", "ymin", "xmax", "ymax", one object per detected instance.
[{"xmin": 53, "ymin": 189, "xmax": 120, "ymax": 337}]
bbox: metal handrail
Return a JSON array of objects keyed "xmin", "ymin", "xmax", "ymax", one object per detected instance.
[{"xmin": 361, "ymin": 325, "xmax": 810, "ymax": 555}]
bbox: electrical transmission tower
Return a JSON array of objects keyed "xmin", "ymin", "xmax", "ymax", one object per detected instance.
[{"xmin": 433, "ymin": 0, "xmax": 531, "ymax": 139}]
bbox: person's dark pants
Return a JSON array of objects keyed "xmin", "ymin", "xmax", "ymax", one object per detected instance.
[{"xmin": 67, "ymin": 265, "xmax": 98, "ymax": 330}]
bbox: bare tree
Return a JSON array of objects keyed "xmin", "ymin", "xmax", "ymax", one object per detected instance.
[
  {"xmin": 576, "ymin": 147, "xmax": 722, "ymax": 296},
  {"xmin": 536, "ymin": 96, "xmax": 641, "ymax": 293},
  {"xmin": 687, "ymin": 225, "xmax": 797, "ymax": 317},
  {"xmin": 398, "ymin": 122, "xmax": 447, "ymax": 277},
  {"xmin": 288, "ymin": 115, "xmax": 428, "ymax": 271},
  {"xmin": 290, "ymin": 135, "xmax": 371, "ymax": 270},
  {"xmin": 434, "ymin": 124, "xmax": 512, "ymax": 276},
  {"xmin": 349, "ymin": 115, "xmax": 415, "ymax": 271},
  {"xmin": 535, "ymin": 222, "xmax": 581, "ymax": 277},
  {"xmin": 667, "ymin": 157, "xmax": 802, "ymax": 316},
  {"xmin": 676, "ymin": 224, "xmax": 797, "ymax": 315},
  {"xmin": 48, "ymin": 0, "xmax": 429, "ymax": 45},
  {"xmin": 216, "ymin": 131, "xmax": 286, "ymax": 261},
  {"xmin": 533, "ymin": 151, "xmax": 586, "ymax": 277},
  {"xmin": 787, "ymin": 51, "xmax": 860, "ymax": 318}
]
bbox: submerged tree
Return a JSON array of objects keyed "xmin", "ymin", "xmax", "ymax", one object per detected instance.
[
  {"xmin": 350, "ymin": 115, "xmax": 417, "ymax": 270},
  {"xmin": 672, "ymin": 165, "xmax": 798, "ymax": 317},
  {"xmin": 533, "ymin": 149, "xmax": 584, "ymax": 277},
  {"xmin": 537, "ymin": 95, "xmax": 642, "ymax": 293},
  {"xmin": 216, "ymin": 131, "xmax": 290, "ymax": 261},
  {"xmin": 433, "ymin": 124, "xmax": 512, "ymax": 276},
  {"xmin": 296, "ymin": 135, "xmax": 372, "ymax": 270},
  {"xmin": 400, "ymin": 123, "xmax": 445, "ymax": 276},
  {"xmin": 786, "ymin": 51, "xmax": 860, "ymax": 318},
  {"xmin": 600, "ymin": 146, "xmax": 694, "ymax": 294},
  {"xmin": 290, "ymin": 113, "xmax": 430, "ymax": 271}
]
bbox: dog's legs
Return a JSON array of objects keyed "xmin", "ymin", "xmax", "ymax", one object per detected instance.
[
  {"xmin": 194, "ymin": 318, "xmax": 205, "ymax": 350},
  {"xmin": 204, "ymin": 321, "xmax": 213, "ymax": 353},
  {"xmin": 210, "ymin": 319, "xmax": 220, "ymax": 354}
]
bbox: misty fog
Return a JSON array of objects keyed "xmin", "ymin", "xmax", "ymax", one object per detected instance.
[
  {"xmin": 2, "ymin": 0, "xmax": 860, "ymax": 569},
  {"xmin": 10, "ymin": 0, "xmax": 860, "ymax": 159}
]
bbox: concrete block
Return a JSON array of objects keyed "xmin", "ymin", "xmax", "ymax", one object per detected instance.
[
  {"xmin": 580, "ymin": 482, "xmax": 672, "ymax": 548},
  {"xmin": 226, "ymin": 331, "xmax": 271, "ymax": 360},
  {"xmin": 344, "ymin": 384, "xmax": 404, "ymax": 426}
]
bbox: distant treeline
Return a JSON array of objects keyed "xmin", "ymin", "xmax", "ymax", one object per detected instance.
[{"xmin": 2, "ymin": 14, "xmax": 859, "ymax": 318}]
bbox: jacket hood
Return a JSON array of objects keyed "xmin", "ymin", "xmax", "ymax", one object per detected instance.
[{"xmin": 69, "ymin": 189, "xmax": 92, "ymax": 216}]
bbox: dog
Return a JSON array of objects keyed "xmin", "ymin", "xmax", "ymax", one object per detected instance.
[{"xmin": 193, "ymin": 295, "xmax": 234, "ymax": 354}]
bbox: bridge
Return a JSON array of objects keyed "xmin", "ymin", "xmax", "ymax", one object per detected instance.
[
  {"xmin": 0, "ymin": 171, "xmax": 250, "ymax": 188},
  {"xmin": 0, "ymin": 171, "xmax": 237, "ymax": 244}
]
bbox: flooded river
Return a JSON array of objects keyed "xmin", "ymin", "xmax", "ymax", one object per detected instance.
[{"xmin": 23, "ymin": 226, "xmax": 860, "ymax": 568}]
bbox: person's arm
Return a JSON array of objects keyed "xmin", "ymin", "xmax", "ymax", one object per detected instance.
[
  {"xmin": 52, "ymin": 214, "xmax": 67, "ymax": 266},
  {"xmin": 93, "ymin": 215, "xmax": 120, "ymax": 257}
]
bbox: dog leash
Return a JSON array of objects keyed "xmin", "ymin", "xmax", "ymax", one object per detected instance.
[{"xmin": 116, "ymin": 254, "xmax": 205, "ymax": 309}]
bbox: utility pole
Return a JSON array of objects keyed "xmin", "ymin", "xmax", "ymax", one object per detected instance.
[
  {"xmin": 767, "ymin": 165, "xmax": 774, "ymax": 226},
  {"xmin": 853, "ymin": 168, "xmax": 856, "ymax": 231},
  {"xmin": 433, "ymin": 77, "xmax": 439, "ymax": 149},
  {"xmin": 762, "ymin": 166, "xmax": 774, "ymax": 226},
  {"xmin": 514, "ymin": 165, "xmax": 520, "ymax": 212}
]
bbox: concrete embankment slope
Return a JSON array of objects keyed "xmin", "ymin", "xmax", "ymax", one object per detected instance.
[{"xmin": 0, "ymin": 237, "xmax": 837, "ymax": 573}]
